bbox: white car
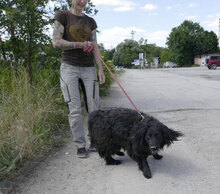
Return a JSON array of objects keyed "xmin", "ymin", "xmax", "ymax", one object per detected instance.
[{"xmin": 164, "ymin": 61, "xmax": 177, "ymax": 68}]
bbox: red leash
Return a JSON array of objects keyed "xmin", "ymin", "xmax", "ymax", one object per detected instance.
[{"xmin": 100, "ymin": 58, "xmax": 144, "ymax": 119}]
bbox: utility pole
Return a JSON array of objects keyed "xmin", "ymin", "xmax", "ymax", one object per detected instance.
[{"xmin": 131, "ymin": 30, "xmax": 135, "ymax": 40}]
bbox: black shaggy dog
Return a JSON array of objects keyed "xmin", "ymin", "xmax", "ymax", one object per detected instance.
[{"xmin": 88, "ymin": 108, "xmax": 183, "ymax": 179}]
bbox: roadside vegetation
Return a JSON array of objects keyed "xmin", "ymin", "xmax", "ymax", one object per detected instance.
[
  {"xmin": 0, "ymin": 60, "xmax": 115, "ymax": 184},
  {"xmin": 0, "ymin": 63, "xmax": 69, "ymax": 181}
]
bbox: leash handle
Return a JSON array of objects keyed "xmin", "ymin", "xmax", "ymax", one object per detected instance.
[{"xmin": 100, "ymin": 58, "xmax": 144, "ymax": 119}]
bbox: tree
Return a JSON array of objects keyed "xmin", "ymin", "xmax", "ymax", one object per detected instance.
[
  {"xmin": 0, "ymin": 0, "xmax": 52, "ymax": 84},
  {"xmin": 113, "ymin": 39, "xmax": 143, "ymax": 67},
  {"xmin": 140, "ymin": 43, "xmax": 164, "ymax": 64},
  {"xmin": 0, "ymin": 0, "xmax": 98, "ymax": 84},
  {"xmin": 166, "ymin": 20, "xmax": 219, "ymax": 66},
  {"xmin": 160, "ymin": 48, "xmax": 173, "ymax": 64},
  {"xmin": 196, "ymin": 31, "xmax": 219, "ymax": 54},
  {"xmin": 99, "ymin": 43, "xmax": 115, "ymax": 61},
  {"xmin": 137, "ymin": 38, "xmax": 165, "ymax": 65}
]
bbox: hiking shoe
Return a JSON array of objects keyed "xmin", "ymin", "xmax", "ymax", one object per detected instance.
[
  {"xmin": 89, "ymin": 144, "xmax": 97, "ymax": 152},
  {"xmin": 77, "ymin": 148, "xmax": 88, "ymax": 158}
]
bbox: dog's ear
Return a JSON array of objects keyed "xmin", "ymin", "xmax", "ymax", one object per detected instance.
[{"xmin": 161, "ymin": 126, "xmax": 183, "ymax": 147}]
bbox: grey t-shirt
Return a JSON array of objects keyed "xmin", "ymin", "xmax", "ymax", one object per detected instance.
[{"xmin": 54, "ymin": 10, "xmax": 97, "ymax": 67}]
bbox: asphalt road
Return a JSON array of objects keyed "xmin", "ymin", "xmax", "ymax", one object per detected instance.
[{"xmin": 15, "ymin": 67, "xmax": 220, "ymax": 194}]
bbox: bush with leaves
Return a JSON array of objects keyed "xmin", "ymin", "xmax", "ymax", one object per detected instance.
[{"xmin": 99, "ymin": 60, "xmax": 115, "ymax": 96}]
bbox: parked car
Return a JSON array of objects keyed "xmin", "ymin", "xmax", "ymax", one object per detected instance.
[
  {"xmin": 163, "ymin": 61, "xmax": 177, "ymax": 68},
  {"xmin": 207, "ymin": 56, "xmax": 220, "ymax": 70}
]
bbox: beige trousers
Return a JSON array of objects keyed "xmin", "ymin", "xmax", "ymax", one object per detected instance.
[{"xmin": 60, "ymin": 63, "xmax": 99, "ymax": 148}]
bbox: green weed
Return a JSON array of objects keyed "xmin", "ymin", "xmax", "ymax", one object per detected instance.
[{"xmin": 0, "ymin": 66, "xmax": 68, "ymax": 180}]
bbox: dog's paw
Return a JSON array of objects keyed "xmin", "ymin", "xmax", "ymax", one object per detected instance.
[
  {"xmin": 113, "ymin": 160, "xmax": 121, "ymax": 165},
  {"xmin": 115, "ymin": 151, "xmax": 125, "ymax": 156},
  {"xmin": 153, "ymin": 154, "xmax": 163, "ymax": 160},
  {"xmin": 106, "ymin": 158, "xmax": 121, "ymax": 165},
  {"xmin": 143, "ymin": 171, "xmax": 152, "ymax": 179}
]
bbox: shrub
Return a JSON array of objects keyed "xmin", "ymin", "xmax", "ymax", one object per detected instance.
[
  {"xmin": 192, "ymin": 64, "xmax": 200, "ymax": 67},
  {"xmin": 0, "ymin": 66, "xmax": 68, "ymax": 180},
  {"xmin": 99, "ymin": 60, "xmax": 115, "ymax": 96},
  {"xmin": 0, "ymin": 58, "xmax": 120, "ymax": 181}
]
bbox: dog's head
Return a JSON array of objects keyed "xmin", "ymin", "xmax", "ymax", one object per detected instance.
[
  {"xmin": 132, "ymin": 117, "xmax": 183, "ymax": 154},
  {"xmin": 145, "ymin": 126, "xmax": 163, "ymax": 154}
]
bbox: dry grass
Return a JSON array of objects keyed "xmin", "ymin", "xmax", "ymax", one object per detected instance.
[{"xmin": 0, "ymin": 67, "xmax": 68, "ymax": 180}]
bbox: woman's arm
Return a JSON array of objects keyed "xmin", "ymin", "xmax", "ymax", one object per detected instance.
[
  {"xmin": 91, "ymin": 29, "xmax": 105, "ymax": 84},
  {"xmin": 52, "ymin": 20, "xmax": 85, "ymax": 50}
]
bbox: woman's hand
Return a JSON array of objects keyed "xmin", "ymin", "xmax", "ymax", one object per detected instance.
[
  {"xmin": 83, "ymin": 41, "xmax": 94, "ymax": 53},
  {"xmin": 98, "ymin": 68, "xmax": 105, "ymax": 85}
]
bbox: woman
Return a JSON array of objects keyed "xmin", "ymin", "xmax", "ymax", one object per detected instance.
[{"xmin": 52, "ymin": 0, "xmax": 105, "ymax": 158}]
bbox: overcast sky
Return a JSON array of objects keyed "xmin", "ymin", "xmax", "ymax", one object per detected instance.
[{"xmin": 48, "ymin": 0, "xmax": 220, "ymax": 50}]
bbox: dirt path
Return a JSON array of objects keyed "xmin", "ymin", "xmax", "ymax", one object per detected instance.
[{"xmin": 14, "ymin": 67, "xmax": 220, "ymax": 194}]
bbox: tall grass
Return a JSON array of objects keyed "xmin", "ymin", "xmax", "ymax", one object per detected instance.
[
  {"xmin": 0, "ymin": 59, "xmax": 119, "ymax": 181},
  {"xmin": 0, "ymin": 66, "xmax": 68, "ymax": 180}
]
